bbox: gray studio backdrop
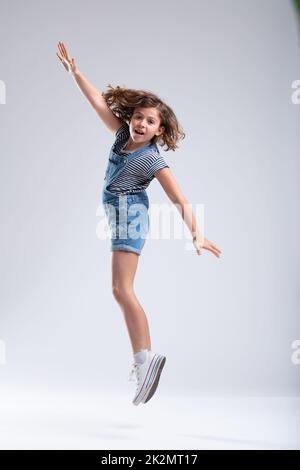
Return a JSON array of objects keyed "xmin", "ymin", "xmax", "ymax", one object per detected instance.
[{"xmin": 0, "ymin": 0, "xmax": 299, "ymax": 396}]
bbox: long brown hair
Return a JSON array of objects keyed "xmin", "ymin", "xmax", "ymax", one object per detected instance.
[{"xmin": 101, "ymin": 84, "xmax": 185, "ymax": 151}]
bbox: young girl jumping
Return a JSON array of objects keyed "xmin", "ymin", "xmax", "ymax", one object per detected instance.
[{"xmin": 56, "ymin": 41, "xmax": 222, "ymax": 406}]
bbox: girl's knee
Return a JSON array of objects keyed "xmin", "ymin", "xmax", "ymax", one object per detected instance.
[{"xmin": 112, "ymin": 284, "xmax": 133, "ymax": 303}]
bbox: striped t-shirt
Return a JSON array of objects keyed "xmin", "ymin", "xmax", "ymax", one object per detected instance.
[{"xmin": 107, "ymin": 122, "xmax": 169, "ymax": 195}]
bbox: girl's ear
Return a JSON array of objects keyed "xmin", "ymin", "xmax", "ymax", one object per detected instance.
[{"xmin": 157, "ymin": 125, "xmax": 165, "ymax": 136}]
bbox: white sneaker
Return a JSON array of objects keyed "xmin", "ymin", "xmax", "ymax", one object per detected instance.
[{"xmin": 128, "ymin": 351, "xmax": 166, "ymax": 406}]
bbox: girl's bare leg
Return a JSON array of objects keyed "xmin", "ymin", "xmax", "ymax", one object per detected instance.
[{"xmin": 111, "ymin": 251, "xmax": 151, "ymax": 353}]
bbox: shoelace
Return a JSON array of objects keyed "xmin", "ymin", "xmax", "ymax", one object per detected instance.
[{"xmin": 128, "ymin": 362, "xmax": 140, "ymax": 383}]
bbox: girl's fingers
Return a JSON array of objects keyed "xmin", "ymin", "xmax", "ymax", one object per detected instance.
[
  {"xmin": 61, "ymin": 42, "xmax": 71, "ymax": 62},
  {"xmin": 194, "ymin": 238, "xmax": 222, "ymax": 257},
  {"xmin": 209, "ymin": 242, "xmax": 222, "ymax": 255},
  {"xmin": 58, "ymin": 43, "xmax": 65, "ymax": 59},
  {"xmin": 56, "ymin": 51, "xmax": 64, "ymax": 61},
  {"xmin": 208, "ymin": 246, "xmax": 221, "ymax": 257},
  {"xmin": 60, "ymin": 41, "xmax": 67, "ymax": 56},
  {"xmin": 58, "ymin": 42, "xmax": 68, "ymax": 61},
  {"xmin": 209, "ymin": 249, "xmax": 218, "ymax": 257},
  {"xmin": 56, "ymin": 52, "xmax": 66, "ymax": 66},
  {"xmin": 56, "ymin": 52, "xmax": 69, "ymax": 71}
]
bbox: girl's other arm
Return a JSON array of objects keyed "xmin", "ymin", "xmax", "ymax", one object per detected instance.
[
  {"xmin": 155, "ymin": 167, "xmax": 222, "ymax": 258},
  {"xmin": 56, "ymin": 41, "xmax": 123, "ymax": 133}
]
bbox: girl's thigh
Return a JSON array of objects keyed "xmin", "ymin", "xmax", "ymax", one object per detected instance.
[{"xmin": 111, "ymin": 251, "xmax": 139, "ymax": 290}]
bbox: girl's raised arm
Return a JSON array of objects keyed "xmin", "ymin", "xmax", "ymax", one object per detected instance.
[{"xmin": 56, "ymin": 41, "xmax": 123, "ymax": 134}]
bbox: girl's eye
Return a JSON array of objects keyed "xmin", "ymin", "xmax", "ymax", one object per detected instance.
[
  {"xmin": 136, "ymin": 116, "xmax": 154, "ymax": 124},
  {"xmin": 134, "ymin": 115, "xmax": 155, "ymax": 124}
]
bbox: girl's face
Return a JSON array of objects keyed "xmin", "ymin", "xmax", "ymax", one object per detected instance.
[{"xmin": 130, "ymin": 107, "xmax": 165, "ymax": 144}]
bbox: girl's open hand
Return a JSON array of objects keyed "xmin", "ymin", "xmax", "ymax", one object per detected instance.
[
  {"xmin": 193, "ymin": 235, "xmax": 222, "ymax": 258},
  {"xmin": 56, "ymin": 41, "xmax": 78, "ymax": 74}
]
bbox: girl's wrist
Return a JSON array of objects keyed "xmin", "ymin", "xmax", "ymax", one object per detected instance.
[
  {"xmin": 192, "ymin": 231, "xmax": 200, "ymax": 240},
  {"xmin": 192, "ymin": 231, "xmax": 204, "ymax": 244}
]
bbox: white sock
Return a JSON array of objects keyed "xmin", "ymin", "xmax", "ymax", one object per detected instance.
[{"xmin": 133, "ymin": 348, "xmax": 149, "ymax": 364}]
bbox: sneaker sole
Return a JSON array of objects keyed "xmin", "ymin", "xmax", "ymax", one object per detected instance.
[
  {"xmin": 141, "ymin": 356, "xmax": 166, "ymax": 404},
  {"xmin": 132, "ymin": 355, "xmax": 166, "ymax": 406}
]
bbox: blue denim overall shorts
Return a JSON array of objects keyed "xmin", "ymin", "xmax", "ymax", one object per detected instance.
[{"xmin": 102, "ymin": 143, "xmax": 152, "ymax": 256}]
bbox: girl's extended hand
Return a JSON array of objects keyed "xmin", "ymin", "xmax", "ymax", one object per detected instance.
[
  {"xmin": 56, "ymin": 41, "xmax": 78, "ymax": 74},
  {"xmin": 193, "ymin": 235, "xmax": 222, "ymax": 258}
]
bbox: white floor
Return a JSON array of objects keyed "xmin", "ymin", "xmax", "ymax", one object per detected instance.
[{"xmin": 0, "ymin": 385, "xmax": 299, "ymax": 450}]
